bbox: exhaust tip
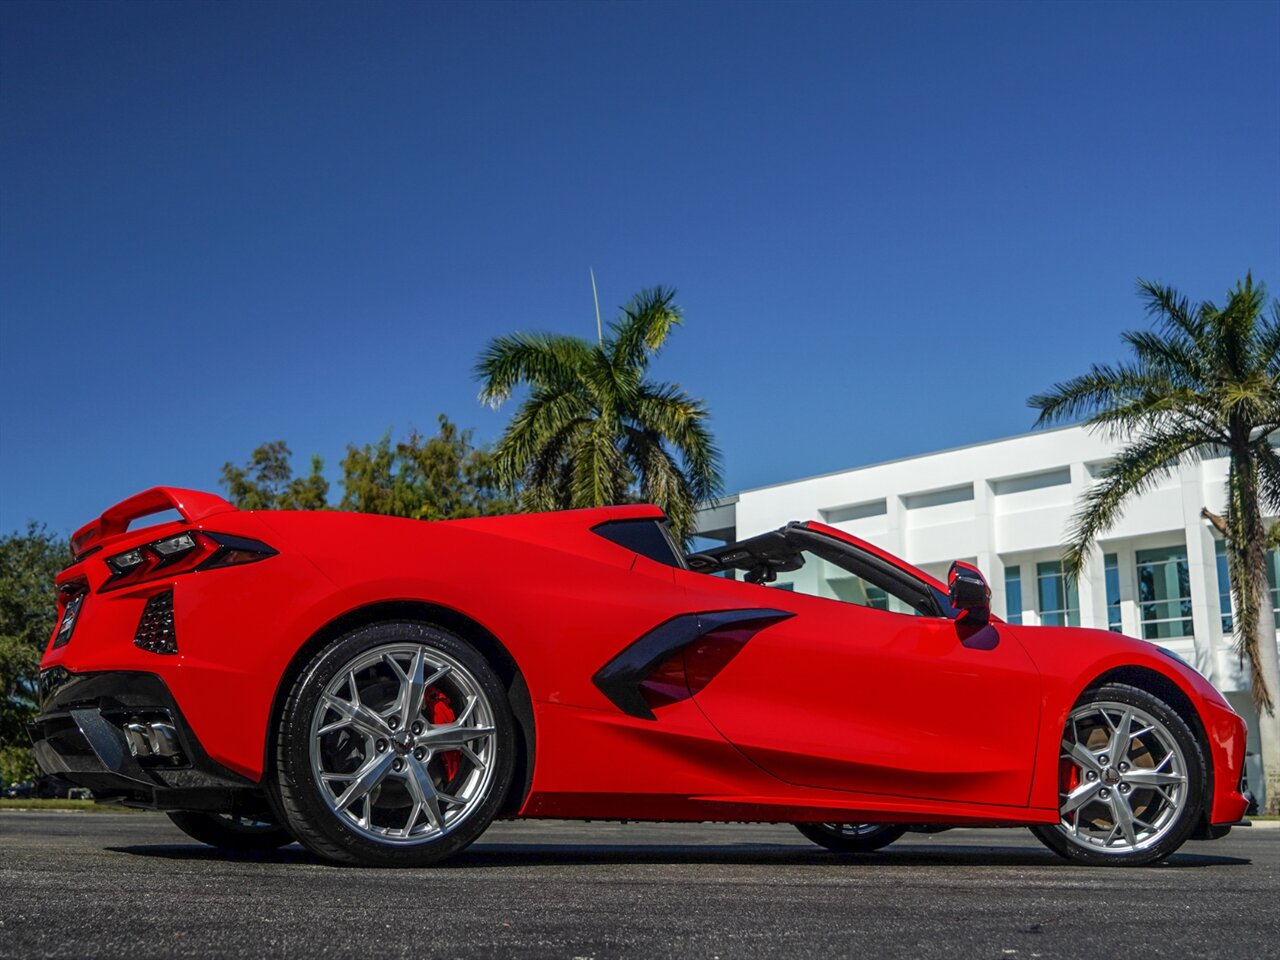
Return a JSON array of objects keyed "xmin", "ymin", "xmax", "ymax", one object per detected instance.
[{"xmin": 122, "ymin": 721, "xmax": 182, "ymax": 761}]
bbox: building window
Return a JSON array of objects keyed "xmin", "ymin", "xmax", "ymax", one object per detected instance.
[
  {"xmin": 1135, "ymin": 546, "xmax": 1193, "ymax": 641},
  {"xmin": 1104, "ymin": 553, "xmax": 1122, "ymax": 632},
  {"xmin": 1036, "ymin": 560, "xmax": 1079, "ymax": 627},
  {"xmin": 1004, "ymin": 566, "xmax": 1022, "ymax": 624},
  {"xmin": 1215, "ymin": 539, "xmax": 1280, "ymax": 632},
  {"xmin": 1271, "ymin": 548, "xmax": 1280, "ymax": 630},
  {"xmin": 1216, "ymin": 540, "xmax": 1233, "ymax": 633}
]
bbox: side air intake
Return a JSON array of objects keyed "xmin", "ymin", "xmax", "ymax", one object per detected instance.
[{"xmin": 592, "ymin": 609, "xmax": 794, "ymax": 720}]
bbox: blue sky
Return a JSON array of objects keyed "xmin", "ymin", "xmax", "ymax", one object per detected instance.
[{"xmin": 2, "ymin": 0, "xmax": 1277, "ymax": 535}]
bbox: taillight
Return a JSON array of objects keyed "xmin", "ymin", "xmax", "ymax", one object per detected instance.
[{"xmin": 102, "ymin": 531, "xmax": 276, "ymax": 592}]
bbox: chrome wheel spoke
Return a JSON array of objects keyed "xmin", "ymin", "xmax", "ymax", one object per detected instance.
[
  {"xmin": 420, "ymin": 726, "xmax": 495, "ymax": 750},
  {"xmin": 320, "ymin": 688, "xmax": 392, "ymax": 741},
  {"xmin": 385, "ymin": 653, "xmax": 451, "ymax": 724},
  {"xmin": 1062, "ymin": 739, "xmax": 1103, "ymax": 774},
  {"xmin": 404, "ymin": 758, "xmax": 445, "ymax": 833},
  {"xmin": 1123, "ymin": 754, "xmax": 1184, "ymax": 788},
  {"xmin": 1105, "ymin": 708, "xmax": 1134, "ymax": 763},
  {"xmin": 415, "ymin": 696, "xmax": 495, "ymax": 750},
  {"xmin": 1110, "ymin": 793, "xmax": 1138, "ymax": 847},
  {"xmin": 333, "ymin": 751, "xmax": 397, "ymax": 811},
  {"xmin": 457, "ymin": 743, "xmax": 487, "ymax": 772},
  {"xmin": 1123, "ymin": 768, "xmax": 1185, "ymax": 788},
  {"xmin": 1061, "ymin": 780, "xmax": 1102, "ymax": 816}
]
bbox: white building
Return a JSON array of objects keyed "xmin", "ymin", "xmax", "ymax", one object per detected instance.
[{"xmin": 695, "ymin": 423, "xmax": 1277, "ymax": 802}]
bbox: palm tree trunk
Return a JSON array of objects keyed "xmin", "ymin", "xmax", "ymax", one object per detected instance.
[
  {"xmin": 1233, "ymin": 448, "xmax": 1280, "ymax": 814},
  {"xmin": 1255, "ymin": 586, "xmax": 1280, "ymax": 815}
]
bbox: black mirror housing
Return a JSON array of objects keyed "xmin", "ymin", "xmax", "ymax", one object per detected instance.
[{"xmin": 947, "ymin": 561, "xmax": 991, "ymax": 624}]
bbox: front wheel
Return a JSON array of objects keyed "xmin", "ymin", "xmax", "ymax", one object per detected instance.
[
  {"xmin": 166, "ymin": 811, "xmax": 294, "ymax": 853},
  {"xmin": 1030, "ymin": 682, "xmax": 1205, "ymax": 867},
  {"xmin": 795, "ymin": 822, "xmax": 908, "ymax": 853},
  {"xmin": 273, "ymin": 621, "xmax": 516, "ymax": 867}
]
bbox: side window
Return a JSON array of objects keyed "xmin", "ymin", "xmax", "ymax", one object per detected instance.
[
  {"xmin": 593, "ymin": 519, "xmax": 685, "ymax": 568},
  {"xmin": 772, "ymin": 551, "xmax": 933, "ymax": 616},
  {"xmin": 685, "ymin": 526, "xmax": 949, "ymax": 618}
]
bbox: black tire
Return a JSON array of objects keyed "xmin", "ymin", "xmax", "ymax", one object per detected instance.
[
  {"xmin": 166, "ymin": 811, "xmax": 294, "ymax": 853},
  {"xmin": 273, "ymin": 621, "xmax": 516, "ymax": 867},
  {"xmin": 1030, "ymin": 682, "xmax": 1206, "ymax": 867},
  {"xmin": 795, "ymin": 822, "xmax": 908, "ymax": 853}
]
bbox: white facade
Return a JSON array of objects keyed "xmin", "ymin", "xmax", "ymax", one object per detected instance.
[{"xmin": 697, "ymin": 424, "xmax": 1277, "ymax": 798}]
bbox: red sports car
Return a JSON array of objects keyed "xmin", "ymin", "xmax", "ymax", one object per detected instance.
[{"xmin": 30, "ymin": 487, "xmax": 1250, "ymax": 866}]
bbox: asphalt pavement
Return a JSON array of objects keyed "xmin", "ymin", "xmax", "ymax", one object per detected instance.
[{"xmin": 1, "ymin": 812, "xmax": 1277, "ymax": 959}]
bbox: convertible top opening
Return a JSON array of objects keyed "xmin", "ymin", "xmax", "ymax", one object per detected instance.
[{"xmin": 686, "ymin": 522, "xmax": 955, "ymax": 619}]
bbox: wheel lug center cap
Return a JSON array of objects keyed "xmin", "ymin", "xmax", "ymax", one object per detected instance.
[
  {"xmin": 1103, "ymin": 767, "xmax": 1121, "ymax": 786},
  {"xmin": 392, "ymin": 732, "xmax": 414, "ymax": 753}
]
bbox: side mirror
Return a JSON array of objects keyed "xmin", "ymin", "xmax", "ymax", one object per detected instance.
[{"xmin": 947, "ymin": 561, "xmax": 991, "ymax": 624}]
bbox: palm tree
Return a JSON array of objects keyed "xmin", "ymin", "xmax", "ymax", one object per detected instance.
[
  {"xmin": 1029, "ymin": 273, "xmax": 1280, "ymax": 814},
  {"xmin": 475, "ymin": 286, "xmax": 721, "ymax": 542}
]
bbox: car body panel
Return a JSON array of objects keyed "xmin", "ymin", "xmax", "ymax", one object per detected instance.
[{"xmin": 674, "ymin": 569, "xmax": 1044, "ymax": 808}]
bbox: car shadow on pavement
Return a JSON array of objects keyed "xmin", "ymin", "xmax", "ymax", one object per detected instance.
[
  {"xmin": 107, "ymin": 841, "xmax": 1251, "ymax": 870},
  {"xmin": 449, "ymin": 842, "xmax": 1251, "ymax": 870}
]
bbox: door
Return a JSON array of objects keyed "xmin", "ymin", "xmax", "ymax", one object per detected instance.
[{"xmin": 675, "ymin": 557, "xmax": 1042, "ymax": 808}]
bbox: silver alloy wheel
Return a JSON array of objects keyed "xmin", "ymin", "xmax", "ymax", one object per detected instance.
[
  {"xmin": 1054, "ymin": 700, "xmax": 1188, "ymax": 855},
  {"xmin": 308, "ymin": 642, "xmax": 497, "ymax": 845},
  {"xmin": 819, "ymin": 823, "xmax": 892, "ymax": 838},
  {"xmin": 215, "ymin": 813, "xmax": 279, "ymax": 831}
]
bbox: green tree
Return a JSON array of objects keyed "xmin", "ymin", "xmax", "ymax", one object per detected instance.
[
  {"xmin": 475, "ymin": 286, "xmax": 721, "ymax": 541},
  {"xmin": 340, "ymin": 415, "xmax": 515, "ymax": 520},
  {"xmin": 220, "ymin": 441, "xmax": 329, "ymax": 510},
  {"xmin": 1029, "ymin": 273, "xmax": 1280, "ymax": 814},
  {"xmin": 0, "ymin": 524, "xmax": 67, "ymax": 785}
]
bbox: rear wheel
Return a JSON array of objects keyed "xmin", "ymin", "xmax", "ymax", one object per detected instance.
[
  {"xmin": 1030, "ymin": 682, "xmax": 1204, "ymax": 866},
  {"xmin": 795, "ymin": 822, "xmax": 908, "ymax": 853},
  {"xmin": 274, "ymin": 621, "xmax": 515, "ymax": 866},
  {"xmin": 166, "ymin": 811, "xmax": 293, "ymax": 853}
]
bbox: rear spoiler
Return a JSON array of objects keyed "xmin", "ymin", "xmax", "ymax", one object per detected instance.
[{"xmin": 70, "ymin": 487, "xmax": 236, "ymax": 560}]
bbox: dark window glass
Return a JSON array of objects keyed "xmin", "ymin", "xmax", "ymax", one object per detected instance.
[
  {"xmin": 1036, "ymin": 560, "xmax": 1080, "ymax": 627},
  {"xmin": 1135, "ymin": 545, "xmax": 1193, "ymax": 640},
  {"xmin": 1004, "ymin": 565, "xmax": 1023, "ymax": 625},
  {"xmin": 1217, "ymin": 540, "xmax": 1280, "ymax": 631},
  {"xmin": 593, "ymin": 520, "xmax": 683, "ymax": 568},
  {"xmin": 1104, "ymin": 553, "xmax": 1122, "ymax": 632}
]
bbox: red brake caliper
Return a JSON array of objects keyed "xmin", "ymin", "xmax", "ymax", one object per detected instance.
[
  {"xmin": 1059, "ymin": 757, "xmax": 1080, "ymax": 822},
  {"xmin": 424, "ymin": 687, "xmax": 460, "ymax": 782}
]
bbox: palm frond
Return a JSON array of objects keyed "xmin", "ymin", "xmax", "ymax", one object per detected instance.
[
  {"xmin": 1084, "ymin": 388, "xmax": 1225, "ymax": 444},
  {"xmin": 1030, "ymin": 362, "xmax": 1175, "ymax": 428},
  {"xmin": 1219, "ymin": 273, "xmax": 1268, "ymax": 377},
  {"xmin": 492, "ymin": 387, "xmax": 590, "ymax": 488},
  {"xmin": 1263, "ymin": 299, "xmax": 1280, "ymax": 382},
  {"xmin": 567, "ymin": 418, "xmax": 628, "ymax": 509},
  {"xmin": 607, "ymin": 287, "xmax": 682, "ymax": 372},
  {"xmin": 625, "ymin": 426, "xmax": 697, "ymax": 542},
  {"xmin": 632, "ymin": 383, "xmax": 722, "ymax": 503},
  {"xmin": 1121, "ymin": 329, "xmax": 1203, "ymax": 386},
  {"xmin": 1254, "ymin": 439, "xmax": 1280, "ymax": 517},
  {"xmin": 475, "ymin": 333, "xmax": 595, "ymax": 406},
  {"xmin": 1136, "ymin": 278, "xmax": 1206, "ymax": 345},
  {"xmin": 1061, "ymin": 428, "xmax": 1204, "ymax": 577}
]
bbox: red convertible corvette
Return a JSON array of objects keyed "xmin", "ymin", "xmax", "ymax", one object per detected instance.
[{"xmin": 31, "ymin": 487, "xmax": 1249, "ymax": 867}]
